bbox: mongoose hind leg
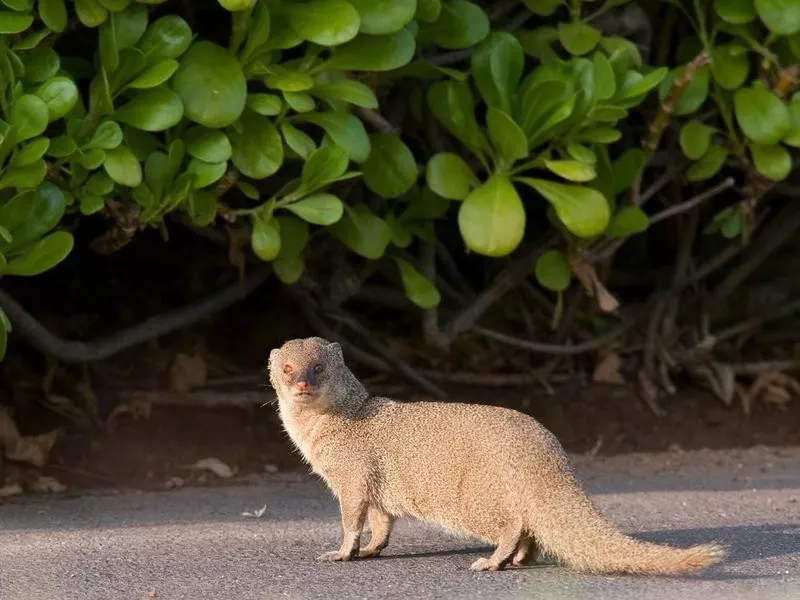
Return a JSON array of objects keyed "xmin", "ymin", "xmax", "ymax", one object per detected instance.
[
  {"xmin": 470, "ymin": 522, "xmax": 524, "ymax": 572},
  {"xmin": 511, "ymin": 535, "xmax": 540, "ymax": 566},
  {"xmin": 359, "ymin": 506, "xmax": 394, "ymax": 558},
  {"xmin": 318, "ymin": 488, "xmax": 369, "ymax": 562}
]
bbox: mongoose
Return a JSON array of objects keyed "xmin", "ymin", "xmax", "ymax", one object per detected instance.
[{"xmin": 268, "ymin": 336, "xmax": 727, "ymax": 574}]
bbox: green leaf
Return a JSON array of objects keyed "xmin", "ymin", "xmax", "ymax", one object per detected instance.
[
  {"xmin": 273, "ymin": 254, "xmax": 305, "ymax": 284},
  {"xmin": 115, "ymin": 86, "xmax": 184, "ymax": 131},
  {"xmin": 172, "ymin": 41, "xmax": 246, "ymax": 128},
  {"xmin": 264, "ymin": 65, "xmax": 315, "ymax": 92},
  {"xmin": 292, "ymin": 112, "xmax": 370, "ymax": 163},
  {"xmin": 113, "ymin": 4, "xmax": 148, "ymax": 49},
  {"xmin": 137, "ymin": 15, "xmax": 193, "ymax": 63},
  {"xmin": 218, "ymin": 0, "xmax": 257, "ymax": 10},
  {"xmin": 251, "ymin": 216, "xmax": 281, "ymax": 261},
  {"xmin": 183, "ymin": 126, "xmax": 232, "ymax": 163},
  {"xmin": 311, "ymin": 80, "xmax": 378, "ymax": 109},
  {"xmin": 711, "ymin": 44, "xmax": 750, "ymax": 91},
  {"xmin": 286, "ymin": 193, "xmax": 344, "ymax": 225},
  {"xmin": 558, "ymin": 22, "xmax": 601, "ymax": 56},
  {"xmin": 750, "ymin": 143, "xmax": 792, "ymax": 181},
  {"xmin": 349, "ymin": 0, "xmax": 415, "ymax": 35},
  {"xmin": 83, "ymin": 171, "xmax": 114, "ymax": 196},
  {"xmin": 394, "ymin": 257, "xmax": 441, "ymax": 309},
  {"xmin": 687, "ymin": 145, "xmax": 728, "ymax": 181},
  {"xmin": 566, "ymin": 143, "xmax": 597, "ymax": 164},
  {"xmin": 416, "ymin": 0, "xmax": 489, "ymax": 50},
  {"xmin": 47, "ymin": 135, "xmax": 77, "ymax": 158},
  {"xmin": 75, "ymin": 0, "xmax": 107, "ymax": 28},
  {"xmin": 128, "ymin": 58, "xmax": 179, "ymax": 89},
  {"xmin": 534, "ymin": 250, "xmax": 570, "ymax": 292},
  {"xmin": 617, "ymin": 66, "xmax": 669, "ymax": 100},
  {"xmin": 186, "ymin": 189, "xmax": 216, "ymax": 227},
  {"xmin": 606, "ymin": 206, "xmax": 650, "ymax": 238},
  {"xmin": 486, "ymin": 107, "xmax": 528, "ymax": 165},
  {"xmin": 0, "ymin": 183, "xmax": 66, "ymax": 249},
  {"xmin": 361, "ymin": 133, "xmax": 417, "ymax": 199},
  {"xmin": 516, "ymin": 177, "xmax": 610, "ymax": 238},
  {"xmin": 734, "ymin": 86, "xmax": 791, "ymax": 145},
  {"xmin": 783, "ymin": 97, "xmax": 800, "ymax": 147},
  {"xmin": 22, "ymin": 48, "xmax": 60, "ymax": 83},
  {"xmin": 0, "ymin": 11, "xmax": 33, "ymax": 34},
  {"xmin": 416, "ymin": 0, "xmax": 442, "ymax": 22},
  {"xmin": 275, "ymin": 215, "xmax": 309, "ymax": 259},
  {"xmin": 425, "ymin": 152, "xmax": 478, "ymax": 200},
  {"xmin": 610, "ymin": 148, "xmax": 644, "ymax": 195},
  {"xmin": 458, "ymin": 175, "xmax": 525, "ymax": 257},
  {"xmin": 544, "ymin": 159, "xmax": 597, "ymax": 183},
  {"xmin": 0, "ymin": 161, "xmax": 47, "ymax": 190},
  {"xmin": 301, "ymin": 145, "xmax": 349, "ymax": 189},
  {"xmin": 187, "ymin": 158, "xmax": 227, "ymax": 189},
  {"xmin": 11, "ymin": 95, "xmax": 49, "ymax": 142},
  {"xmin": 0, "ymin": 308, "xmax": 8, "ymax": 360},
  {"xmin": 230, "ymin": 110, "xmax": 284, "ymax": 179},
  {"xmin": 11, "ymin": 137, "xmax": 50, "ymax": 167},
  {"xmin": 329, "ymin": 204, "xmax": 392, "ymax": 259},
  {"xmin": 427, "ymin": 80, "xmax": 487, "ymax": 163},
  {"xmin": 283, "ymin": 0, "xmax": 360, "ymax": 46},
  {"xmin": 104, "ymin": 144, "xmax": 142, "ymax": 187},
  {"xmin": 325, "ymin": 28, "xmax": 416, "ymax": 71},
  {"xmin": 680, "ymin": 121, "xmax": 715, "ymax": 160},
  {"xmin": 577, "ymin": 127, "xmax": 621, "ymax": 144},
  {"xmin": 280, "ymin": 122, "xmax": 317, "ymax": 159},
  {"xmin": 592, "ymin": 51, "xmax": 616, "ymax": 100},
  {"xmin": 79, "ymin": 193, "xmax": 106, "ymax": 216},
  {"xmin": 715, "ymin": 0, "xmax": 756, "ymax": 24},
  {"xmin": 470, "ymin": 32, "xmax": 524, "ymax": 113},
  {"xmin": 283, "ymin": 92, "xmax": 315, "ymax": 113},
  {"xmin": 34, "ymin": 76, "xmax": 79, "ymax": 121},
  {"xmin": 755, "ymin": 0, "xmax": 800, "ymax": 35},
  {"xmin": 39, "ymin": 0, "xmax": 69, "ymax": 32},
  {"xmin": 1, "ymin": 231, "xmax": 74, "ymax": 276},
  {"xmin": 80, "ymin": 148, "xmax": 107, "ymax": 170},
  {"xmin": 87, "ymin": 120, "xmax": 123, "ymax": 149},
  {"xmin": 247, "ymin": 93, "xmax": 283, "ymax": 116}
]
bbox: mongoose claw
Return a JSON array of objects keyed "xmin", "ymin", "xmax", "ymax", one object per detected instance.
[
  {"xmin": 357, "ymin": 548, "xmax": 382, "ymax": 559},
  {"xmin": 317, "ymin": 550, "xmax": 354, "ymax": 562},
  {"xmin": 470, "ymin": 558, "xmax": 503, "ymax": 572}
]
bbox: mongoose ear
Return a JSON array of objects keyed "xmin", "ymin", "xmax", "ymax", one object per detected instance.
[
  {"xmin": 268, "ymin": 348, "xmax": 279, "ymax": 370},
  {"xmin": 327, "ymin": 341, "xmax": 343, "ymax": 359}
]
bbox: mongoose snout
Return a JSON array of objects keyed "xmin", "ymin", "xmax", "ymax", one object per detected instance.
[{"xmin": 269, "ymin": 336, "xmax": 728, "ymax": 574}]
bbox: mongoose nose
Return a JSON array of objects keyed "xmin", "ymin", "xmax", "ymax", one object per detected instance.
[{"xmin": 296, "ymin": 381, "xmax": 309, "ymax": 391}]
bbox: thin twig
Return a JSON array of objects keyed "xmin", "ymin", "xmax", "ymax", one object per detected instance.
[
  {"xmin": 357, "ymin": 108, "xmax": 400, "ymax": 135},
  {"xmin": 0, "ymin": 267, "xmax": 271, "ymax": 363},
  {"xmin": 714, "ymin": 298, "xmax": 800, "ymax": 343},
  {"xmin": 649, "ymin": 177, "xmax": 735, "ymax": 226}
]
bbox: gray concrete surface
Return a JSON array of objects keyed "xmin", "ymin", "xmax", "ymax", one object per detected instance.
[{"xmin": 1, "ymin": 447, "xmax": 799, "ymax": 600}]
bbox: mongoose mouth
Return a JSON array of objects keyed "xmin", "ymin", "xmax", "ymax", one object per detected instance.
[{"xmin": 292, "ymin": 390, "xmax": 318, "ymax": 402}]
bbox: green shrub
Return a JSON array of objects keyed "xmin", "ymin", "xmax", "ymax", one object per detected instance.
[{"xmin": 0, "ymin": 0, "xmax": 799, "ymax": 363}]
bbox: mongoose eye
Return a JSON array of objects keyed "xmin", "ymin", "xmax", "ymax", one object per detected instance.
[
  {"xmin": 283, "ymin": 364, "xmax": 293, "ymax": 374},
  {"xmin": 313, "ymin": 364, "xmax": 324, "ymax": 374}
]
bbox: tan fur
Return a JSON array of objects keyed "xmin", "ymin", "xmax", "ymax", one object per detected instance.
[{"xmin": 268, "ymin": 337, "xmax": 727, "ymax": 574}]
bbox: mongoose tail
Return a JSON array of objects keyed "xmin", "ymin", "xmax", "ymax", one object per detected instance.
[{"xmin": 530, "ymin": 478, "xmax": 728, "ymax": 574}]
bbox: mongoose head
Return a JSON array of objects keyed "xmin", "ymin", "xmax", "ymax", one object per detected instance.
[{"xmin": 268, "ymin": 336, "xmax": 366, "ymax": 413}]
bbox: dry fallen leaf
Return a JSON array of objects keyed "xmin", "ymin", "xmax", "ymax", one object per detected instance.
[
  {"xmin": 107, "ymin": 399, "xmax": 152, "ymax": 430},
  {"xmin": 593, "ymin": 348, "xmax": 626, "ymax": 385},
  {"xmin": 29, "ymin": 475, "xmax": 67, "ymax": 494},
  {"xmin": 169, "ymin": 353, "xmax": 208, "ymax": 393},
  {"xmin": 0, "ymin": 482, "xmax": 23, "ymax": 498},
  {"xmin": 6, "ymin": 429, "xmax": 60, "ymax": 468},
  {"xmin": 164, "ymin": 476, "xmax": 184, "ymax": 490},
  {"xmin": 241, "ymin": 504, "xmax": 268, "ymax": 519},
  {"xmin": 568, "ymin": 256, "xmax": 620, "ymax": 313},
  {"xmin": 189, "ymin": 457, "xmax": 235, "ymax": 478}
]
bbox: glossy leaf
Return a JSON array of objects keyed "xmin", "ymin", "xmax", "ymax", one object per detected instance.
[
  {"xmin": 183, "ymin": 126, "xmax": 232, "ymax": 163},
  {"xmin": 39, "ymin": 0, "xmax": 69, "ymax": 32},
  {"xmin": 283, "ymin": 0, "xmax": 360, "ymax": 46},
  {"xmin": 115, "ymin": 86, "xmax": 184, "ymax": 131},
  {"xmin": 470, "ymin": 32, "xmax": 524, "ymax": 113},
  {"xmin": 301, "ymin": 145, "xmax": 349, "ymax": 190},
  {"xmin": 487, "ymin": 108, "xmax": 528, "ymax": 165},
  {"xmin": 458, "ymin": 175, "xmax": 525, "ymax": 257},
  {"xmin": 535, "ymin": 250, "xmax": 570, "ymax": 292},
  {"xmin": 104, "ymin": 144, "xmax": 142, "ymax": 187},
  {"xmin": 544, "ymin": 160, "xmax": 597, "ymax": 183},
  {"xmin": 11, "ymin": 95, "xmax": 49, "ymax": 142},
  {"xmin": 35, "ymin": 77, "xmax": 79, "ymax": 122},
  {"xmin": 325, "ymin": 28, "xmax": 416, "ymax": 71},
  {"xmin": 680, "ymin": 121, "xmax": 715, "ymax": 160},
  {"xmin": 606, "ymin": 206, "xmax": 650, "ymax": 238},
  {"xmin": 1, "ymin": 231, "xmax": 74, "ymax": 276},
  {"xmin": 251, "ymin": 216, "xmax": 281, "ymax": 261},
  {"xmin": 558, "ymin": 22, "xmax": 601, "ymax": 56},
  {"xmin": 734, "ymin": 86, "xmax": 791, "ymax": 145},
  {"xmin": 292, "ymin": 112, "xmax": 370, "ymax": 163},
  {"xmin": 349, "ymin": 0, "xmax": 416, "ymax": 35},
  {"xmin": 286, "ymin": 193, "xmax": 344, "ymax": 225},
  {"xmin": 517, "ymin": 177, "xmax": 610, "ymax": 238},
  {"xmin": 230, "ymin": 110, "xmax": 284, "ymax": 179},
  {"xmin": 417, "ymin": 0, "xmax": 489, "ymax": 50},
  {"xmin": 755, "ymin": 0, "xmax": 800, "ymax": 35},
  {"xmin": 687, "ymin": 145, "xmax": 728, "ymax": 182},
  {"xmin": 425, "ymin": 152, "xmax": 479, "ymax": 200},
  {"xmin": 329, "ymin": 204, "xmax": 392, "ymax": 259},
  {"xmin": 362, "ymin": 134, "xmax": 417, "ymax": 199},
  {"xmin": 750, "ymin": 143, "xmax": 792, "ymax": 181},
  {"xmin": 280, "ymin": 122, "xmax": 317, "ymax": 159},
  {"xmin": 394, "ymin": 257, "xmax": 441, "ymax": 309}
]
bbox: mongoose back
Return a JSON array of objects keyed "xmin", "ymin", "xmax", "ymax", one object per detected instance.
[{"xmin": 268, "ymin": 336, "xmax": 727, "ymax": 574}]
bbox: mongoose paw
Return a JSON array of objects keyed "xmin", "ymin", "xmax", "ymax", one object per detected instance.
[
  {"xmin": 358, "ymin": 548, "xmax": 383, "ymax": 559},
  {"xmin": 317, "ymin": 550, "xmax": 354, "ymax": 562},
  {"xmin": 470, "ymin": 558, "xmax": 503, "ymax": 572}
]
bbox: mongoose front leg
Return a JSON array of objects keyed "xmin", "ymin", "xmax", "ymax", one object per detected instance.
[
  {"xmin": 470, "ymin": 522, "xmax": 524, "ymax": 572},
  {"xmin": 359, "ymin": 506, "xmax": 394, "ymax": 558},
  {"xmin": 318, "ymin": 489, "xmax": 369, "ymax": 562}
]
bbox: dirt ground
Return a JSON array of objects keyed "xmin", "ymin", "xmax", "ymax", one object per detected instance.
[{"xmin": 9, "ymin": 378, "xmax": 794, "ymax": 495}]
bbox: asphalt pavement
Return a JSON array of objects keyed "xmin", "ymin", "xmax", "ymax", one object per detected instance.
[{"xmin": 1, "ymin": 447, "xmax": 798, "ymax": 600}]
